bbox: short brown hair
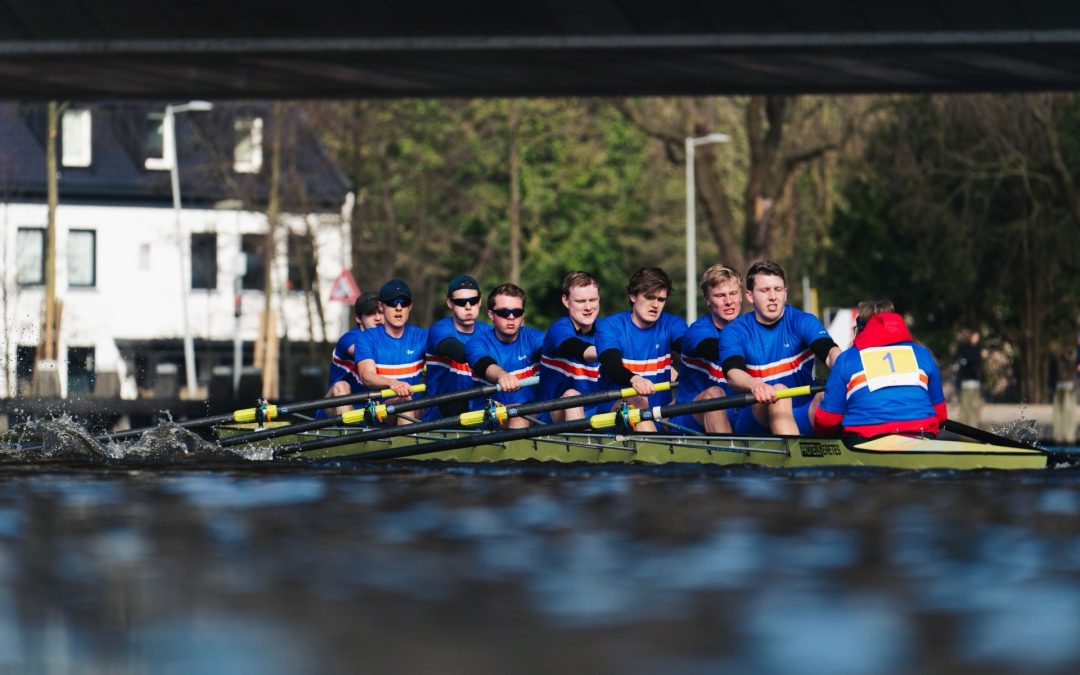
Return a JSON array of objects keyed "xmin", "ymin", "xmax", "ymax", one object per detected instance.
[
  {"xmin": 700, "ymin": 264, "xmax": 741, "ymax": 297},
  {"xmin": 746, "ymin": 259, "xmax": 787, "ymax": 291},
  {"xmin": 854, "ymin": 299, "xmax": 895, "ymax": 333},
  {"xmin": 561, "ymin": 271, "xmax": 599, "ymax": 298},
  {"xmin": 487, "ymin": 283, "xmax": 527, "ymax": 310},
  {"xmin": 626, "ymin": 267, "xmax": 671, "ymax": 300}
]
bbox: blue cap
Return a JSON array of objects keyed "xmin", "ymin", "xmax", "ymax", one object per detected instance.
[
  {"xmin": 447, "ymin": 274, "xmax": 480, "ymax": 296},
  {"xmin": 378, "ymin": 278, "xmax": 411, "ymax": 303}
]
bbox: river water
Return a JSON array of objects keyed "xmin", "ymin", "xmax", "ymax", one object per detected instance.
[{"xmin": 1, "ymin": 426, "xmax": 1079, "ymax": 674}]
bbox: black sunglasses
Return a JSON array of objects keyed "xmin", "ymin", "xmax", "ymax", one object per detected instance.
[
  {"xmin": 450, "ymin": 295, "xmax": 482, "ymax": 307},
  {"xmin": 491, "ymin": 307, "xmax": 525, "ymax": 319},
  {"xmin": 384, "ymin": 296, "xmax": 412, "ymax": 308}
]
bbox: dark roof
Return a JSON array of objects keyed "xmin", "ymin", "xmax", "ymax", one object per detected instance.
[
  {"xmin": 3, "ymin": 1, "xmax": 1080, "ymax": 97},
  {"xmin": 0, "ymin": 102, "xmax": 350, "ymax": 211}
]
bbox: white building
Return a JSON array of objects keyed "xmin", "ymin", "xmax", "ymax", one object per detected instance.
[{"xmin": 0, "ymin": 102, "xmax": 353, "ymax": 401}]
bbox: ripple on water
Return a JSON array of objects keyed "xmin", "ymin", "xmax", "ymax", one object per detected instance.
[
  {"xmin": 161, "ymin": 475, "xmax": 327, "ymax": 509},
  {"xmin": 961, "ymin": 583, "xmax": 1080, "ymax": 669}
]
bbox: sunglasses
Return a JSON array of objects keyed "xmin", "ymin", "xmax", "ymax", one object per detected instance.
[
  {"xmin": 383, "ymin": 296, "xmax": 412, "ymax": 308},
  {"xmin": 450, "ymin": 295, "xmax": 482, "ymax": 307},
  {"xmin": 491, "ymin": 307, "xmax": 525, "ymax": 319}
]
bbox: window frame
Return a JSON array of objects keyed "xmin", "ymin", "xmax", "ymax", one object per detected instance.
[
  {"xmin": 67, "ymin": 228, "xmax": 97, "ymax": 288},
  {"xmin": 61, "ymin": 108, "xmax": 93, "ymax": 168},
  {"xmin": 15, "ymin": 227, "xmax": 45, "ymax": 286}
]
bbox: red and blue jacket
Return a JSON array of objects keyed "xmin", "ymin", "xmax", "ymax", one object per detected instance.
[{"xmin": 813, "ymin": 312, "xmax": 947, "ymax": 437}]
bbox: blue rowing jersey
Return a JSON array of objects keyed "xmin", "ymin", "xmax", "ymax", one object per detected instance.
[
  {"xmin": 325, "ymin": 327, "xmax": 365, "ymax": 391},
  {"xmin": 466, "ymin": 326, "xmax": 545, "ymax": 406},
  {"xmin": 424, "ymin": 318, "xmax": 492, "ymax": 420},
  {"xmin": 540, "ymin": 316, "xmax": 603, "ymax": 416},
  {"xmin": 719, "ymin": 305, "xmax": 830, "ymax": 408},
  {"xmin": 353, "ymin": 324, "xmax": 428, "ymax": 397},
  {"xmin": 595, "ymin": 311, "xmax": 687, "ymax": 408},
  {"xmin": 676, "ymin": 315, "xmax": 732, "ymax": 404}
]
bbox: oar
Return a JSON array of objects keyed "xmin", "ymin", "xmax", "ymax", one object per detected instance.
[
  {"xmin": 942, "ymin": 418, "xmax": 1041, "ymax": 450},
  {"xmin": 18, "ymin": 384, "xmax": 425, "ymax": 452},
  {"xmin": 274, "ymin": 381, "xmax": 677, "ymax": 457},
  {"xmin": 222, "ymin": 376, "xmax": 540, "ymax": 447},
  {"xmin": 338, "ymin": 384, "xmax": 821, "ymax": 461}
]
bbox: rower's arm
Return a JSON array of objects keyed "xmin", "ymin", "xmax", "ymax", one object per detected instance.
[
  {"xmin": 722, "ymin": 356, "xmax": 777, "ymax": 403},
  {"xmin": 811, "ymin": 337, "xmax": 840, "ymax": 370},
  {"xmin": 555, "ymin": 337, "xmax": 596, "ymax": 363},
  {"xmin": 474, "ymin": 357, "xmax": 520, "ymax": 393},
  {"xmin": 434, "ymin": 337, "xmax": 467, "ymax": 363},
  {"xmin": 357, "ymin": 358, "xmax": 413, "ymax": 397},
  {"xmin": 599, "ymin": 348, "xmax": 654, "ymax": 395}
]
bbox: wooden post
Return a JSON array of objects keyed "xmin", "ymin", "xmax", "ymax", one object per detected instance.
[
  {"xmin": 958, "ymin": 379, "xmax": 982, "ymax": 428},
  {"xmin": 1052, "ymin": 381, "xmax": 1077, "ymax": 444}
]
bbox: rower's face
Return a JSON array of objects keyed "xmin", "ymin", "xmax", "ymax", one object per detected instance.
[
  {"xmin": 488, "ymin": 295, "xmax": 525, "ymax": 340},
  {"xmin": 380, "ymin": 297, "xmax": 411, "ymax": 329},
  {"xmin": 705, "ymin": 280, "xmax": 742, "ymax": 326},
  {"xmin": 746, "ymin": 274, "xmax": 786, "ymax": 324},
  {"xmin": 447, "ymin": 289, "xmax": 481, "ymax": 328},
  {"xmin": 629, "ymin": 289, "xmax": 667, "ymax": 327},
  {"xmin": 360, "ymin": 310, "xmax": 383, "ymax": 330},
  {"xmin": 563, "ymin": 284, "xmax": 599, "ymax": 330}
]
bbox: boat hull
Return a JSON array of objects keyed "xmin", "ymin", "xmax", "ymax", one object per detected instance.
[{"xmin": 217, "ymin": 423, "xmax": 1049, "ymax": 471}]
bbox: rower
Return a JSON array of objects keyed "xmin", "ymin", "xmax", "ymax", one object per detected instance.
[
  {"xmin": 424, "ymin": 274, "xmax": 492, "ymax": 419},
  {"xmin": 465, "ymin": 283, "xmax": 545, "ymax": 429},
  {"xmin": 595, "ymin": 267, "xmax": 687, "ymax": 432},
  {"xmin": 317, "ymin": 290, "xmax": 383, "ymax": 418},
  {"xmin": 719, "ymin": 260, "xmax": 839, "ymax": 435},
  {"xmin": 355, "ymin": 279, "xmax": 428, "ymax": 425},
  {"xmin": 539, "ymin": 272, "xmax": 603, "ymax": 422},
  {"xmin": 670, "ymin": 264, "xmax": 744, "ymax": 433},
  {"xmin": 813, "ymin": 300, "xmax": 948, "ymax": 441}
]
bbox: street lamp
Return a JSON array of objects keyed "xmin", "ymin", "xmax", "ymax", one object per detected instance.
[
  {"xmin": 685, "ymin": 132, "xmax": 730, "ymax": 323},
  {"xmin": 166, "ymin": 100, "xmax": 213, "ymax": 397}
]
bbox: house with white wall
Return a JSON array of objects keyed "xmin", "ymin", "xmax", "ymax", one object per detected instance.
[{"xmin": 0, "ymin": 101, "xmax": 353, "ymax": 401}]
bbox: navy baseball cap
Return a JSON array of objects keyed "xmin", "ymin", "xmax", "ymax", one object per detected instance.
[
  {"xmin": 447, "ymin": 274, "xmax": 480, "ymax": 295},
  {"xmin": 378, "ymin": 278, "xmax": 412, "ymax": 303},
  {"xmin": 354, "ymin": 291, "xmax": 379, "ymax": 316}
]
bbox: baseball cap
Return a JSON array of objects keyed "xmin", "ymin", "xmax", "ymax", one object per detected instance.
[
  {"xmin": 447, "ymin": 274, "xmax": 480, "ymax": 296},
  {"xmin": 354, "ymin": 291, "xmax": 379, "ymax": 316},
  {"xmin": 378, "ymin": 278, "xmax": 412, "ymax": 303}
]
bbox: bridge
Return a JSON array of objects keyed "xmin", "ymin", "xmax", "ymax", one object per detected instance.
[{"xmin": 2, "ymin": 1, "xmax": 1080, "ymax": 98}]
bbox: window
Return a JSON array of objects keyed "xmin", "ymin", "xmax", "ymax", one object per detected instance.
[
  {"xmin": 68, "ymin": 229, "xmax": 96, "ymax": 287},
  {"xmin": 191, "ymin": 233, "xmax": 218, "ymax": 289},
  {"xmin": 67, "ymin": 347, "xmax": 95, "ymax": 396},
  {"xmin": 286, "ymin": 233, "xmax": 316, "ymax": 291},
  {"xmin": 16, "ymin": 227, "xmax": 45, "ymax": 286},
  {"xmin": 16, "ymin": 346, "xmax": 35, "ymax": 396},
  {"xmin": 241, "ymin": 234, "xmax": 265, "ymax": 290},
  {"xmin": 62, "ymin": 108, "xmax": 92, "ymax": 167},
  {"xmin": 144, "ymin": 111, "xmax": 168, "ymax": 170},
  {"xmin": 234, "ymin": 117, "xmax": 263, "ymax": 174}
]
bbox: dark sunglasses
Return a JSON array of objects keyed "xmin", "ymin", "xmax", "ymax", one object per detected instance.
[
  {"xmin": 491, "ymin": 307, "xmax": 525, "ymax": 319},
  {"xmin": 383, "ymin": 296, "xmax": 412, "ymax": 308},
  {"xmin": 450, "ymin": 295, "xmax": 482, "ymax": 307}
]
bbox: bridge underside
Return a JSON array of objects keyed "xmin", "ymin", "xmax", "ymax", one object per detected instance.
[{"xmin": 2, "ymin": 2, "xmax": 1080, "ymax": 98}]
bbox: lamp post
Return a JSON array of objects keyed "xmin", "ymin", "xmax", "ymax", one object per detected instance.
[
  {"xmin": 685, "ymin": 132, "xmax": 730, "ymax": 323},
  {"xmin": 166, "ymin": 100, "xmax": 213, "ymax": 397}
]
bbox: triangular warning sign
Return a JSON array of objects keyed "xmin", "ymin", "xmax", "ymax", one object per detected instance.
[{"xmin": 328, "ymin": 269, "xmax": 361, "ymax": 304}]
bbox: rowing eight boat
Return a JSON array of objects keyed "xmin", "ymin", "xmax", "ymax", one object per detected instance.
[{"xmin": 216, "ymin": 422, "xmax": 1049, "ymax": 471}]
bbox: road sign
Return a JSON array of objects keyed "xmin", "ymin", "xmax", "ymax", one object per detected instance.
[{"xmin": 328, "ymin": 269, "xmax": 361, "ymax": 304}]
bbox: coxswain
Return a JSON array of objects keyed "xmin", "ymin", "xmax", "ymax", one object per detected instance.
[{"xmin": 813, "ymin": 300, "xmax": 947, "ymax": 441}]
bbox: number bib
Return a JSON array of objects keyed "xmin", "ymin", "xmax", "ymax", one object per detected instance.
[{"xmin": 858, "ymin": 346, "xmax": 920, "ymax": 391}]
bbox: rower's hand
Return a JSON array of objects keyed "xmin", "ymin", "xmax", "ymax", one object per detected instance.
[
  {"xmin": 388, "ymin": 380, "xmax": 414, "ymax": 398},
  {"xmin": 749, "ymin": 380, "xmax": 777, "ymax": 403},
  {"xmin": 498, "ymin": 373, "xmax": 520, "ymax": 392},
  {"xmin": 630, "ymin": 375, "xmax": 655, "ymax": 397}
]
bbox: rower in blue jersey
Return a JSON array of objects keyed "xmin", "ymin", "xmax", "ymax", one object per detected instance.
[
  {"xmin": 670, "ymin": 264, "xmax": 744, "ymax": 433},
  {"xmin": 466, "ymin": 283, "xmax": 545, "ymax": 429},
  {"xmin": 596, "ymin": 267, "xmax": 687, "ymax": 432},
  {"xmin": 424, "ymin": 274, "xmax": 492, "ymax": 420},
  {"xmin": 540, "ymin": 272, "xmax": 603, "ymax": 421},
  {"xmin": 719, "ymin": 260, "xmax": 840, "ymax": 435},
  {"xmin": 814, "ymin": 300, "xmax": 948, "ymax": 440},
  {"xmin": 354, "ymin": 278, "xmax": 428, "ymax": 425},
  {"xmin": 316, "ymin": 290, "xmax": 383, "ymax": 418}
]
